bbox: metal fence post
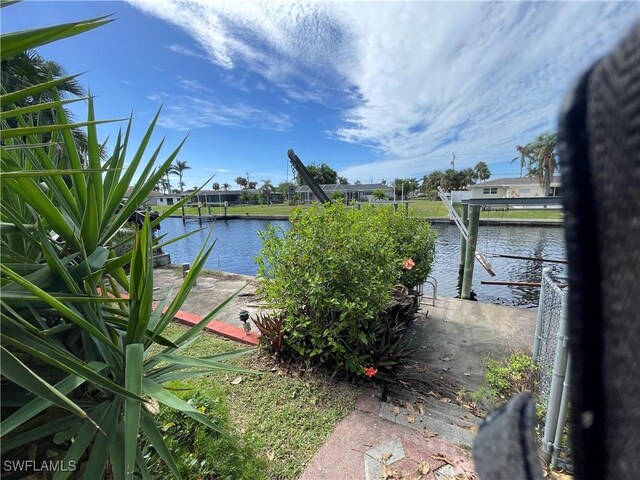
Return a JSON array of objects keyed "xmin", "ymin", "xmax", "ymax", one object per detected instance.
[
  {"xmin": 551, "ymin": 355, "xmax": 572, "ymax": 469},
  {"xmin": 541, "ymin": 290, "xmax": 569, "ymax": 464},
  {"xmin": 533, "ymin": 268, "xmax": 552, "ymax": 362}
]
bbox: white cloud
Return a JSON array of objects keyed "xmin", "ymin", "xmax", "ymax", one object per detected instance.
[
  {"xmin": 147, "ymin": 92, "xmax": 291, "ymax": 132},
  {"xmin": 175, "ymin": 76, "xmax": 213, "ymax": 94},
  {"xmin": 166, "ymin": 43, "xmax": 206, "ymax": 59},
  {"xmin": 129, "ymin": 0, "xmax": 639, "ymax": 179}
]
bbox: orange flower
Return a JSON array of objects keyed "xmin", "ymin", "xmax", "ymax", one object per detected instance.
[
  {"xmin": 402, "ymin": 258, "xmax": 415, "ymax": 270},
  {"xmin": 363, "ymin": 366, "xmax": 378, "ymax": 378}
]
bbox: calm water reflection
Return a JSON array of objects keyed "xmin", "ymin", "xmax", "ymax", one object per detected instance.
[{"xmin": 159, "ymin": 217, "xmax": 566, "ymax": 308}]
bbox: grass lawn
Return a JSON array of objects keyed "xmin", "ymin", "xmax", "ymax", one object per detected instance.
[
  {"xmin": 157, "ymin": 322, "xmax": 359, "ymax": 479},
  {"xmin": 154, "ymin": 200, "xmax": 563, "ymax": 220}
]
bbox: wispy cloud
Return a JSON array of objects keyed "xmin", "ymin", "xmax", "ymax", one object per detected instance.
[
  {"xmin": 129, "ymin": 0, "xmax": 639, "ymax": 179},
  {"xmin": 166, "ymin": 43, "xmax": 206, "ymax": 59},
  {"xmin": 176, "ymin": 76, "xmax": 213, "ymax": 94},
  {"xmin": 147, "ymin": 92, "xmax": 291, "ymax": 132}
]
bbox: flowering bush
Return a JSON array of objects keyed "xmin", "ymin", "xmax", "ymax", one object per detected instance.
[
  {"xmin": 256, "ymin": 203, "xmax": 436, "ymax": 377},
  {"xmin": 363, "ymin": 367, "xmax": 378, "ymax": 378},
  {"xmin": 383, "ymin": 210, "xmax": 437, "ymax": 289}
]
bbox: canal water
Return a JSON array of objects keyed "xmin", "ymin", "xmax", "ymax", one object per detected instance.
[{"xmin": 159, "ymin": 217, "xmax": 566, "ymax": 308}]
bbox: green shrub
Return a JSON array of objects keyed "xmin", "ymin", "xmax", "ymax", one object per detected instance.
[
  {"xmin": 256, "ymin": 203, "xmax": 435, "ymax": 376},
  {"xmin": 383, "ymin": 208, "xmax": 437, "ymax": 288},
  {"xmin": 146, "ymin": 390, "xmax": 267, "ymax": 480},
  {"xmin": 331, "ymin": 190, "xmax": 345, "ymax": 202},
  {"xmin": 484, "ymin": 353, "xmax": 540, "ymax": 399}
]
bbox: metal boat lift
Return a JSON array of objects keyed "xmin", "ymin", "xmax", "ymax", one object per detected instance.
[
  {"xmin": 287, "ymin": 149, "xmax": 331, "ymax": 204},
  {"xmin": 437, "ymin": 187, "xmax": 495, "ymax": 276}
]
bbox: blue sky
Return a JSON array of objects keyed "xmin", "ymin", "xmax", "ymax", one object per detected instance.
[{"xmin": 4, "ymin": 1, "xmax": 639, "ymax": 189}]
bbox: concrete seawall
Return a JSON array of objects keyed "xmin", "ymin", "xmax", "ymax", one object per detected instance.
[{"xmin": 166, "ymin": 213, "xmax": 563, "ymax": 227}]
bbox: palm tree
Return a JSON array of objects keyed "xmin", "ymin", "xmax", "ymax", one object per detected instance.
[
  {"xmin": 260, "ymin": 179, "xmax": 273, "ymax": 204},
  {"xmin": 524, "ymin": 132, "xmax": 558, "ymax": 196},
  {"xmin": 303, "ymin": 163, "xmax": 338, "ymax": 185},
  {"xmin": 459, "ymin": 169, "xmax": 476, "ymax": 187},
  {"xmin": 164, "ymin": 165, "xmax": 177, "ymax": 194},
  {"xmin": 372, "ymin": 188, "xmax": 387, "ymax": 200},
  {"xmin": 173, "ymin": 160, "xmax": 191, "ymax": 192},
  {"xmin": 211, "ymin": 182, "xmax": 221, "ymax": 191},
  {"xmin": 474, "ymin": 162, "xmax": 491, "ymax": 182},
  {"xmin": 235, "ymin": 176, "xmax": 248, "ymax": 189},
  {"xmin": 512, "ymin": 145, "xmax": 532, "ymax": 178},
  {"xmin": 422, "ymin": 170, "xmax": 444, "ymax": 192},
  {"xmin": 1, "ymin": 50, "xmax": 105, "ymax": 160},
  {"xmin": 222, "ymin": 183, "xmax": 231, "ymax": 191}
]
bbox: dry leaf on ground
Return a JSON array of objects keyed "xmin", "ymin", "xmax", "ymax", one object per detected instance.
[
  {"xmin": 230, "ymin": 376, "xmax": 243, "ymax": 385},
  {"xmin": 430, "ymin": 453, "xmax": 455, "ymax": 467},
  {"xmin": 416, "ymin": 402, "xmax": 425, "ymax": 415},
  {"xmin": 417, "ymin": 460, "xmax": 431, "ymax": 475},
  {"xmin": 423, "ymin": 427, "xmax": 438, "ymax": 438}
]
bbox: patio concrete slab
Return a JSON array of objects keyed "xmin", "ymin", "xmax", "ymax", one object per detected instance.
[
  {"xmin": 152, "ymin": 266, "xmax": 269, "ymax": 330},
  {"xmin": 407, "ymin": 296, "xmax": 537, "ymax": 393}
]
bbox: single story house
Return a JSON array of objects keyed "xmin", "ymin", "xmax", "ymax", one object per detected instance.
[
  {"xmin": 467, "ymin": 176, "xmax": 561, "ymax": 199},
  {"xmin": 124, "ymin": 189, "xmax": 167, "ymax": 207},
  {"xmin": 296, "ymin": 183, "xmax": 394, "ymax": 203},
  {"xmin": 147, "ymin": 189, "xmax": 287, "ymax": 207}
]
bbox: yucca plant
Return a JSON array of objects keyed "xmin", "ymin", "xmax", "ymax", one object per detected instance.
[{"xmin": 1, "ymin": 4, "xmax": 253, "ymax": 478}]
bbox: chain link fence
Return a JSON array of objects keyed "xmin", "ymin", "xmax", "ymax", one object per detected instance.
[
  {"xmin": 533, "ymin": 268, "xmax": 571, "ymax": 469},
  {"xmin": 533, "ymin": 269, "xmax": 566, "ymax": 399}
]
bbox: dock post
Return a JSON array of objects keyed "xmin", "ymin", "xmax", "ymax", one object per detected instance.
[
  {"xmin": 223, "ymin": 201, "xmax": 228, "ymax": 217},
  {"xmin": 461, "ymin": 205, "xmax": 480, "ymax": 299},
  {"xmin": 459, "ymin": 204, "xmax": 469, "ymax": 274},
  {"xmin": 198, "ymin": 205, "xmax": 202, "ymax": 225},
  {"xmin": 404, "ymin": 201, "xmax": 409, "ymax": 215},
  {"xmin": 208, "ymin": 204, "xmax": 211, "ymax": 215},
  {"xmin": 181, "ymin": 205, "xmax": 186, "ymax": 225}
]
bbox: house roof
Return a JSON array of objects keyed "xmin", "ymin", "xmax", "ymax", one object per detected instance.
[{"xmin": 469, "ymin": 176, "xmax": 561, "ymax": 187}]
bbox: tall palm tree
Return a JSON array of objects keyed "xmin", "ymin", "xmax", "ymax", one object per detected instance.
[
  {"xmin": 211, "ymin": 182, "xmax": 221, "ymax": 191},
  {"xmin": 164, "ymin": 165, "xmax": 177, "ymax": 194},
  {"xmin": 512, "ymin": 145, "xmax": 532, "ymax": 178},
  {"xmin": 235, "ymin": 176, "xmax": 248, "ymax": 189},
  {"xmin": 474, "ymin": 162, "xmax": 491, "ymax": 182},
  {"xmin": 260, "ymin": 179, "xmax": 273, "ymax": 204},
  {"xmin": 173, "ymin": 160, "xmax": 191, "ymax": 192},
  {"xmin": 525, "ymin": 132, "xmax": 558, "ymax": 196},
  {"xmin": 222, "ymin": 183, "xmax": 231, "ymax": 191},
  {"xmin": 459, "ymin": 169, "xmax": 476, "ymax": 187}
]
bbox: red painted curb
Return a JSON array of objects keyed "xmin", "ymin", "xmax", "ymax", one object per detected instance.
[
  {"xmin": 106, "ymin": 292, "xmax": 260, "ymax": 346},
  {"xmin": 174, "ymin": 311, "xmax": 260, "ymax": 346}
]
